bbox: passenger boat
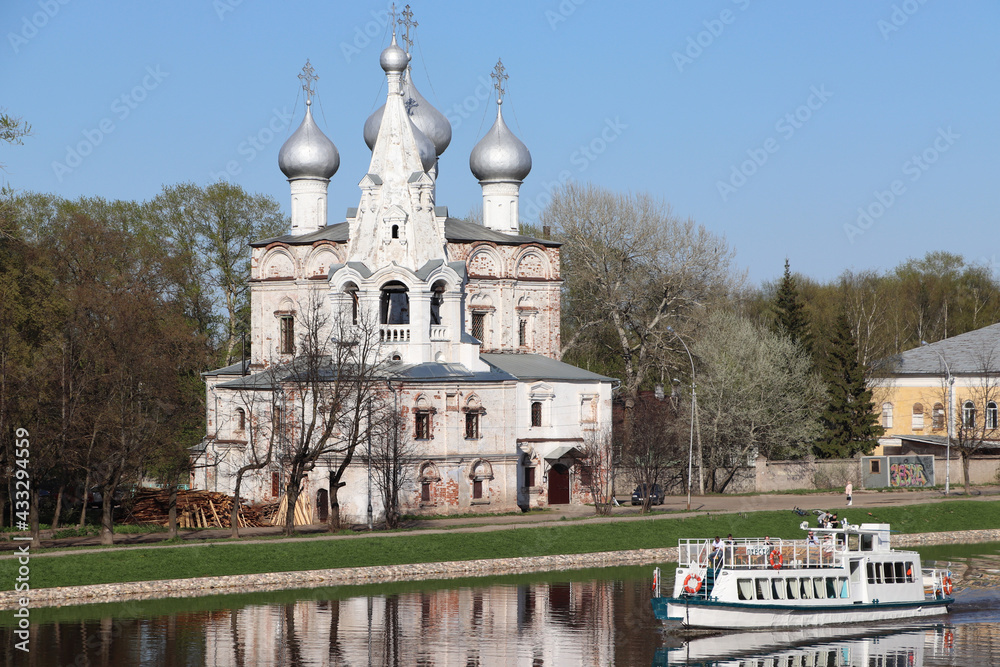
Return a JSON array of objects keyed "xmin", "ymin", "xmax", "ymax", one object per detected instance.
[{"xmin": 651, "ymin": 522, "xmax": 954, "ymax": 629}]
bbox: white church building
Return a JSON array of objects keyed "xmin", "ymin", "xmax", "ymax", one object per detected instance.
[{"xmin": 194, "ymin": 24, "xmax": 613, "ymax": 523}]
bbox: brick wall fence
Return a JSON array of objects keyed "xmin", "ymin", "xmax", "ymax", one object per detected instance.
[{"xmin": 755, "ymin": 455, "xmax": 1000, "ymax": 493}]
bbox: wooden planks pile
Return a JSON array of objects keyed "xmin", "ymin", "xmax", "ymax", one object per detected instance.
[
  {"xmin": 127, "ymin": 489, "xmax": 267, "ymax": 529},
  {"xmin": 269, "ymin": 494, "xmax": 313, "ymax": 526}
]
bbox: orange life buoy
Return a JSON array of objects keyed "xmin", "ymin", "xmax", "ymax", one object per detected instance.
[
  {"xmin": 769, "ymin": 549, "xmax": 783, "ymax": 570},
  {"xmin": 942, "ymin": 575, "xmax": 953, "ymax": 595},
  {"xmin": 684, "ymin": 573, "xmax": 703, "ymax": 594}
]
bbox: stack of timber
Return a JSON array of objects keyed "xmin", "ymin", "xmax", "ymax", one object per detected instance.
[
  {"xmin": 127, "ymin": 489, "xmax": 266, "ymax": 529},
  {"xmin": 269, "ymin": 493, "xmax": 314, "ymax": 526}
]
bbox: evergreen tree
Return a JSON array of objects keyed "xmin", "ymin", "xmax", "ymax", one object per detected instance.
[
  {"xmin": 774, "ymin": 259, "xmax": 811, "ymax": 350},
  {"xmin": 815, "ymin": 311, "xmax": 882, "ymax": 458}
]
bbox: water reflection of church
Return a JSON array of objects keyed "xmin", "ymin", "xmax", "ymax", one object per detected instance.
[
  {"xmin": 195, "ymin": 11, "xmax": 612, "ymax": 521},
  {"xmin": 200, "ymin": 580, "xmax": 618, "ymax": 665}
]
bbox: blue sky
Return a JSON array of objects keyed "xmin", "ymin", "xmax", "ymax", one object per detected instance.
[{"xmin": 3, "ymin": 1, "xmax": 998, "ymax": 285}]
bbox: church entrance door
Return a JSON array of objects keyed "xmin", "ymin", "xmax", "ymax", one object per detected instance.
[
  {"xmin": 316, "ymin": 489, "xmax": 329, "ymax": 522},
  {"xmin": 548, "ymin": 464, "xmax": 570, "ymax": 505}
]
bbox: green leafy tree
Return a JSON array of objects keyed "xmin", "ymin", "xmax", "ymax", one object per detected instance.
[
  {"xmin": 815, "ymin": 311, "xmax": 883, "ymax": 458},
  {"xmin": 148, "ymin": 182, "xmax": 288, "ymax": 365}
]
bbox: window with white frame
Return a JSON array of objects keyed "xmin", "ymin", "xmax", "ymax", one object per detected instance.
[
  {"xmin": 932, "ymin": 403, "xmax": 945, "ymax": 430},
  {"xmin": 963, "ymin": 401, "xmax": 977, "ymax": 429},
  {"xmin": 881, "ymin": 402, "xmax": 893, "ymax": 428},
  {"xmin": 988, "ymin": 401, "xmax": 998, "ymax": 430}
]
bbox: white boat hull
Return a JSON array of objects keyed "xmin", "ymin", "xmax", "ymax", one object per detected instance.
[{"xmin": 661, "ymin": 598, "xmax": 950, "ymax": 629}]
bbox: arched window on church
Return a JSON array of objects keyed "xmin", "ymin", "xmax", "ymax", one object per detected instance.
[
  {"xmin": 430, "ymin": 280, "xmax": 446, "ymax": 325},
  {"xmin": 380, "ymin": 281, "xmax": 409, "ymax": 325},
  {"xmin": 279, "ymin": 316, "xmax": 295, "ymax": 354},
  {"xmin": 344, "ymin": 282, "xmax": 359, "ymax": 324}
]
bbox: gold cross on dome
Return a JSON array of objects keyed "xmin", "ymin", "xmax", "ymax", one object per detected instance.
[
  {"xmin": 298, "ymin": 60, "xmax": 318, "ymax": 102},
  {"xmin": 398, "ymin": 5, "xmax": 417, "ymax": 53},
  {"xmin": 490, "ymin": 59, "xmax": 508, "ymax": 104}
]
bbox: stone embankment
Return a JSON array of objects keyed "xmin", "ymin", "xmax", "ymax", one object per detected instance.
[{"xmin": 5, "ymin": 528, "xmax": 1000, "ymax": 610}]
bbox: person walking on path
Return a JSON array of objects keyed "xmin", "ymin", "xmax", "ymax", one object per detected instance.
[{"xmin": 846, "ymin": 482, "xmax": 853, "ymax": 506}]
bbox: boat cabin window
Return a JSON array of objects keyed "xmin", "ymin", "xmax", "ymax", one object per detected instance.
[
  {"xmin": 813, "ymin": 577, "xmax": 827, "ymax": 599},
  {"xmin": 884, "ymin": 562, "xmax": 895, "ymax": 584},
  {"xmin": 838, "ymin": 577, "xmax": 850, "ymax": 598},
  {"xmin": 755, "ymin": 578, "xmax": 771, "ymax": 600},
  {"xmin": 894, "ymin": 562, "xmax": 906, "ymax": 583},
  {"xmin": 861, "ymin": 533, "xmax": 874, "ymax": 551},
  {"xmin": 737, "ymin": 579, "xmax": 753, "ymax": 600},
  {"xmin": 847, "ymin": 534, "xmax": 860, "ymax": 551},
  {"xmin": 800, "ymin": 578, "xmax": 814, "ymax": 599},
  {"xmin": 825, "ymin": 578, "xmax": 838, "ymax": 598},
  {"xmin": 787, "ymin": 579, "xmax": 801, "ymax": 599},
  {"xmin": 772, "ymin": 579, "xmax": 787, "ymax": 600},
  {"xmin": 867, "ymin": 562, "xmax": 876, "ymax": 584},
  {"xmin": 906, "ymin": 562, "xmax": 915, "ymax": 583}
]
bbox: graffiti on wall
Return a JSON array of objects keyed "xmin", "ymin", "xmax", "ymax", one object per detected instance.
[{"xmin": 889, "ymin": 460, "xmax": 929, "ymax": 487}]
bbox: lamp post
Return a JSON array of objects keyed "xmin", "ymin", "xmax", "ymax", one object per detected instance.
[
  {"xmin": 668, "ymin": 326, "xmax": 696, "ymax": 511},
  {"xmin": 922, "ymin": 341, "xmax": 953, "ymax": 495}
]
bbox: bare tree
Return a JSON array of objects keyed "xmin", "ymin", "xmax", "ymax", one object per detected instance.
[
  {"xmin": 542, "ymin": 182, "xmax": 740, "ymax": 435},
  {"xmin": 579, "ymin": 428, "xmax": 616, "ymax": 516},
  {"xmin": 619, "ymin": 395, "xmax": 686, "ymax": 513},
  {"xmin": 951, "ymin": 345, "xmax": 1000, "ymax": 493},
  {"xmin": 224, "ymin": 363, "xmax": 282, "ymax": 538},
  {"xmin": 276, "ymin": 292, "xmax": 389, "ymax": 535},
  {"xmin": 369, "ymin": 398, "xmax": 415, "ymax": 529}
]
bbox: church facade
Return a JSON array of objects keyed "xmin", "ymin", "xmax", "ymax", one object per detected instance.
[{"xmin": 194, "ymin": 27, "xmax": 613, "ymax": 523}]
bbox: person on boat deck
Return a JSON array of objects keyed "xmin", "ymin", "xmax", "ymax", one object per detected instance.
[
  {"xmin": 763, "ymin": 536, "xmax": 772, "ymax": 545},
  {"xmin": 807, "ymin": 531, "xmax": 819, "ymax": 545},
  {"xmin": 726, "ymin": 534, "xmax": 734, "ymax": 545},
  {"xmin": 712, "ymin": 536, "xmax": 723, "ymax": 552}
]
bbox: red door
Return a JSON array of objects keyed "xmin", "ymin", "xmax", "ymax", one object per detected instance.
[{"xmin": 548, "ymin": 464, "xmax": 570, "ymax": 504}]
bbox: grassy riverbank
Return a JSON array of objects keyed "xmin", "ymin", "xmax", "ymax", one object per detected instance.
[{"xmin": 10, "ymin": 500, "xmax": 1000, "ymax": 591}]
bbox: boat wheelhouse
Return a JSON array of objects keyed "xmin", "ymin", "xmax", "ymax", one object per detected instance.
[{"xmin": 652, "ymin": 522, "xmax": 953, "ymax": 629}]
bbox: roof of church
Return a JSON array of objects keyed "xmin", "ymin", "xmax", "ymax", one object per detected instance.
[
  {"xmin": 879, "ymin": 323, "xmax": 1000, "ymax": 375},
  {"xmin": 213, "ymin": 357, "xmax": 517, "ymax": 390},
  {"xmin": 203, "ymin": 360, "xmax": 252, "ymax": 377},
  {"xmin": 481, "ymin": 353, "xmax": 614, "ymax": 382},
  {"xmin": 251, "ymin": 218, "xmax": 560, "ymax": 248}
]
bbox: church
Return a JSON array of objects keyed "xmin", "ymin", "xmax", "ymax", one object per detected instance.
[{"xmin": 194, "ymin": 20, "xmax": 613, "ymax": 523}]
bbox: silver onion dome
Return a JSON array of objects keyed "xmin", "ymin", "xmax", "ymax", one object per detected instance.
[
  {"xmin": 470, "ymin": 104, "xmax": 531, "ymax": 182},
  {"xmin": 379, "ymin": 34, "xmax": 409, "ymax": 73},
  {"xmin": 278, "ymin": 102, "xmax": 340, "ymax": 180},
  {"xmin": 411, "ymin": 119, "xmax": 437, "ymax": 173},
  {"xmin": 364, "ymin": 76, "xmax": 452, "ymax": 156},
  {"xmin": 363, "ymin": 104, "xmax": 384, "ymax": 151}
]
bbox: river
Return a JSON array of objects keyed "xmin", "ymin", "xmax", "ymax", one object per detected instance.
[{"xmin": 2, "ymin": 543, "xmax": 1000, "ymax": 665}]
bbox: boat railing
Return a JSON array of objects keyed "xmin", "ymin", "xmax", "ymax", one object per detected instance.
[
  {"xmin": 921, "ymin": 567, "xmax": 954, "ymax": 600},
  {"xmin": 678, "ymin": 537, "xmax": 842, "ymax": 570}
]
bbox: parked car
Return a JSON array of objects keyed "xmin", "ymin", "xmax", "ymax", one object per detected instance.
[{"xmin": 631, "ymin": 483, "xmax": 664, "ymax": 506}]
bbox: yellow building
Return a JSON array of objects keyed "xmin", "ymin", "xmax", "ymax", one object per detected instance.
[{"xmin": 871, "ymin": 323, "xmax": 1000, "ymax": 461}]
